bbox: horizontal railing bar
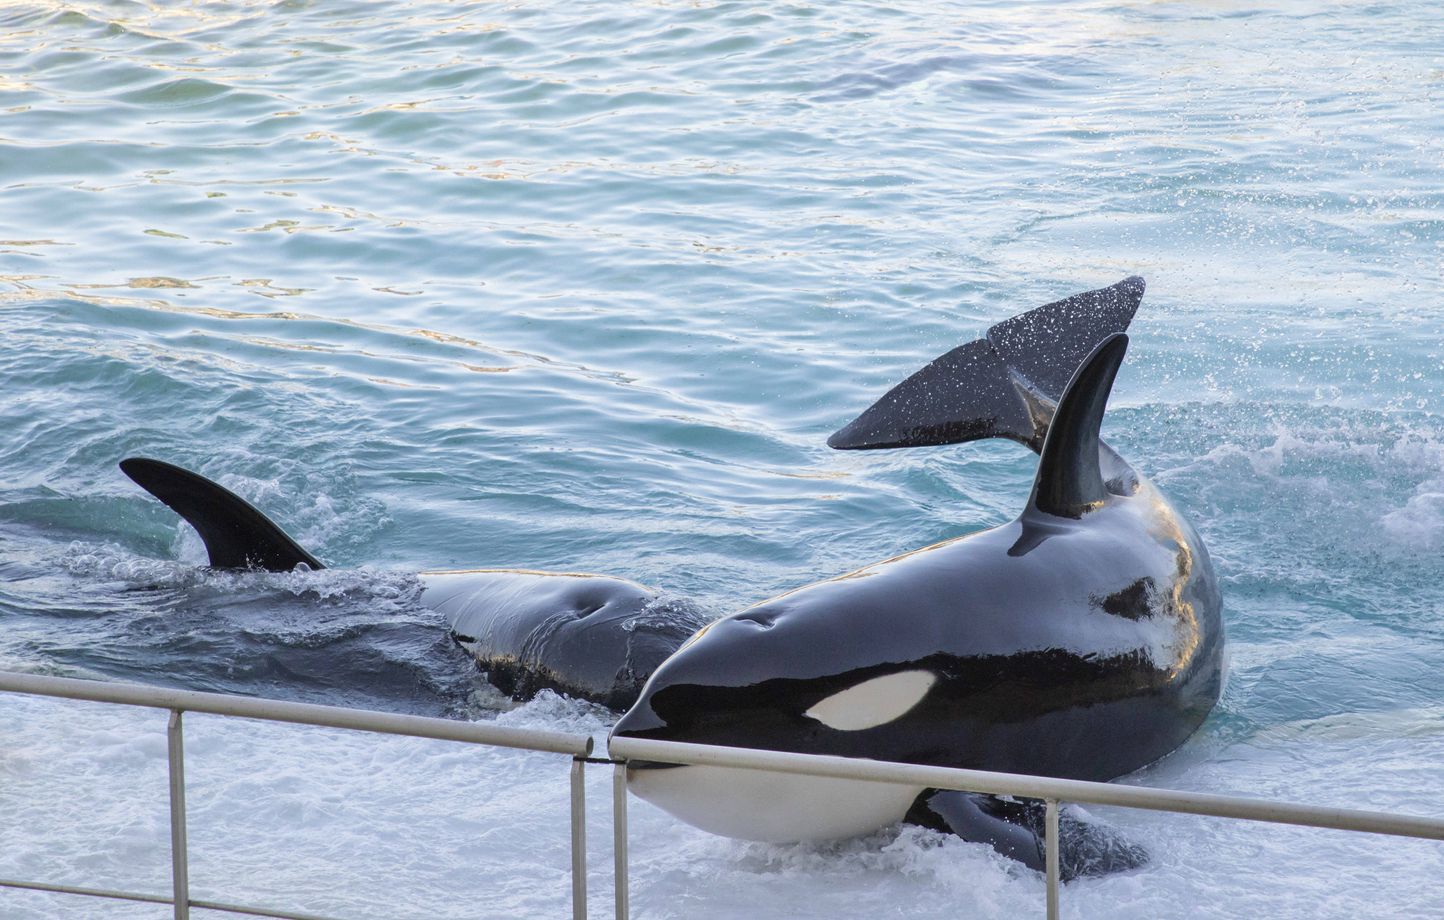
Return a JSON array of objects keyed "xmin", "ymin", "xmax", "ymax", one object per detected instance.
[
  {"xmin": 0, "ymin": 671, "xmax": 592, "ymax": 757},
  {"xmin": 0, "ymin": 879, "xmax": 349, "ymax": 920},
  {"xmin": 0, "ymin": 877, "xmax": 172, "ymax": 905},
  {"xmin": 609, "ymin": 737, "xmax": 1444, "ymax": 842},
  {"xmin": 192, "ymin": 896, "xmax": 349, "ymax": 920}
]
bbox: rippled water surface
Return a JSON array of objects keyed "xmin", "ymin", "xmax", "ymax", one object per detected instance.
[{"xmin": 2, "ymin": 0, "xmax": 1442, "ymax": 917}]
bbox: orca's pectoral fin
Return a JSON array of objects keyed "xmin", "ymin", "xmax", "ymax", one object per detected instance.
[
  {"xmin": 120, "ymin": 457, "xmax": 324, "ymax": 572},
  {"xmin": 906, "ymin": 789, "xmax": 1149, "ymax": 882},
  {"xmin": 907, "ymin": 789, "xmax": 1048, "ymax": 871}
]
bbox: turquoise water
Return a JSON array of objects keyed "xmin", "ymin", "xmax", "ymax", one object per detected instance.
[{"xmin": 1, "ymin": 1, "xmax": 1442, "ymax": 917}]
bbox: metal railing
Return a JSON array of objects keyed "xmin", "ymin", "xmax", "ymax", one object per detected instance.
[
  {"xmin": 0, "ymin": 670, "xmax": 595, "ymax": 920},
  {"xmin": 4, "ymin": 669, "xmax": 1443, "ymax": 920},
  {"xmin": 607, "ymin": 736, "xmax": 1444, "ymax": 920}
]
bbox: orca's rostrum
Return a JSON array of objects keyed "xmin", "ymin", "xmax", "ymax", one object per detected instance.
[{"xmin": 115, "ymin": 277, "xmax": 1224, "ymax": 881}]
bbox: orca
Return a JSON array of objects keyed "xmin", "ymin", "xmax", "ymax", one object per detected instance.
[
  {"xmin": 608, "ymin": 277, "xmax": 1224, "ymax": 877},
  {"xmin": 114, "ymin": 277, "xmax": 1223, "ymax": 880},
  {"xmin": 116, "ymin": 458, "xmax": 706, "ymax": 711}
]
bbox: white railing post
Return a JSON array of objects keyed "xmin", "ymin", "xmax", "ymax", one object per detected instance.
[
  {"xmin": 1044, "ymin": 799, "xmax": 1060, "ymax": 920},
  {"xmin": 570, "ymin": 758, "xmax": 587, "ymax": 920},
  {"xmin": 613, "ymin": 764, "xmax": 628, "ymax": 920},
  {"xmin": 166, "ymin": 710, "xmax": 190, "ymax": 920}
]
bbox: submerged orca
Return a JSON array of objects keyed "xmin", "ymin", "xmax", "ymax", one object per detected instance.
[
  {"xmin": 117, "ymin": 457, "xmax": 707, "ymax": 711},
  {"xmin": 115, "ymin": 277, "xmax": 1223, "ymax": 880}
]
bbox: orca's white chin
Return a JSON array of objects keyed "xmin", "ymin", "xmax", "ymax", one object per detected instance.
[{"xmin": 625, "ymin": 763, "xmax": 922, "ymax": 842}]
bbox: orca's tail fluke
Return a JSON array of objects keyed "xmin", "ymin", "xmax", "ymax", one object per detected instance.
[
  {"xmin": 120, "ymin": 457, "xmax": 325, "ymax": 572},
  {"xmin": 828, "ymin": 276, "xmax": 1143, "ymax": 453}
]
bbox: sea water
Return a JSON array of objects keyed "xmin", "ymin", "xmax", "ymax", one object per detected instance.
[{"xmin": 0, "ymin": 0, "xmax": 1441, "ymax": 916}]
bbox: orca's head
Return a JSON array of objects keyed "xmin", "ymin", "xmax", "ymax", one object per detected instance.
[{"xmin": 608, "ymin": 598, "xmax": 946, "ymax": 841}]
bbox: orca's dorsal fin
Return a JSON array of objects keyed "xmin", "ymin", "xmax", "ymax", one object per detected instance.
[
  {"xmin": 828, "ymin": 277, "xmax": 1143, "ymax": 452},
  {"xmin": 120, "ymin": 457, "xmax": 324, "ymax": 572},
  {"xmin": 1027, "ymin": 334, "xmax": 1128, "ymax": 519}
]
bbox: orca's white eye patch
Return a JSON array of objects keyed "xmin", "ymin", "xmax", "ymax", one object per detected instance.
[{"xmin": 803, "ymin": 670, "xmax": 936, "ymax": 731}]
